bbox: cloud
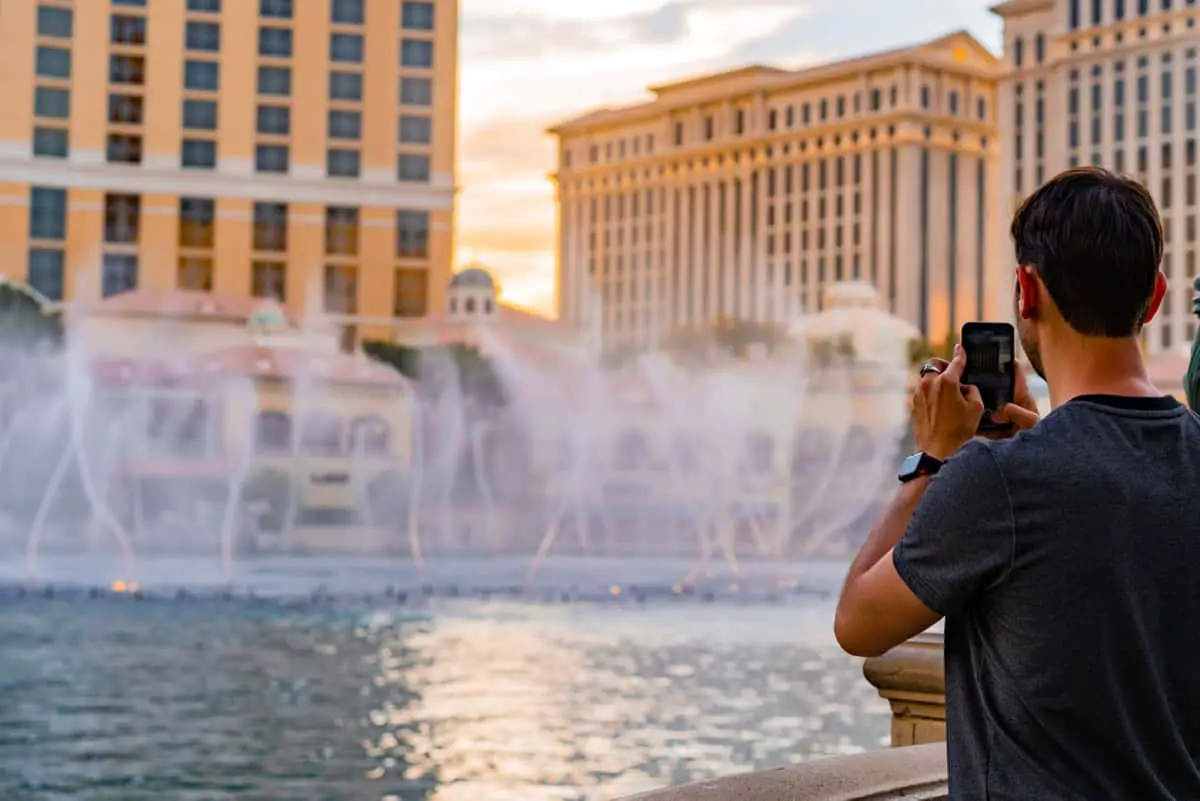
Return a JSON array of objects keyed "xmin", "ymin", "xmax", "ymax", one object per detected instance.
[
  {"xmin": 462, "ymin": 0, "xmax": 810, "ymax": 62},
  {"xmin": 463, "ymin": 2, "xmax": 691, "ymax": 60}
]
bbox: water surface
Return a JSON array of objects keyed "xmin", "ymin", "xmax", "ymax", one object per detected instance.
[{"xmin": 0, "ymin": 559, "xmax": 889, "ymax": 800}]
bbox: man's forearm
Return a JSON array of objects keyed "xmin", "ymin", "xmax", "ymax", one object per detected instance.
[{"xmin": 844, "ymin": 476, "xmax": 931, "ymax": 585}]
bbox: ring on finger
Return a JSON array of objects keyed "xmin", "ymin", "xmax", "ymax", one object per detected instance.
[{"xmin": 919, "ymin": 362, "xmax": 943, "ymax": 378}]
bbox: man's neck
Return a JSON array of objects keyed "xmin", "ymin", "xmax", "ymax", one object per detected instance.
[{"xmin": 1044, "ymin": 335, "xmax": 1160, "ymax": 408}]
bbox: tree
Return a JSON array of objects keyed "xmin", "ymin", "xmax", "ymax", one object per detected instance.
[
  {"xmin": 662, "ymin": 318, "xmax": 790, "ymax": 364},
  {"xmin": 363, "ymin": 340, "xmax": 507, "ymax": 407},
  {"xmin": 0, "ymin": 280, "xmax": 62, "ymax": 351},
  {"xmin": 907, "ymin": 330, "xmax": 958, "ymax": 366}
]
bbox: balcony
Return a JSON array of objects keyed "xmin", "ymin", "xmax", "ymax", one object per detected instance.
[{"xmin": 620, "ymin": 633, "xmax": 947, "ymax": 801}]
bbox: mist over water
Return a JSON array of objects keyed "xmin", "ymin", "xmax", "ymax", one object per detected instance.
[{"xmin": 0, "ymin": 277, "xmax": 912, "ymax": 798}]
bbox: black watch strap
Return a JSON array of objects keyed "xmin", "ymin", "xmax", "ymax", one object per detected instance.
[{"xmin": 898, "ymin": 452, "xmax": 944, "ymax": 483}]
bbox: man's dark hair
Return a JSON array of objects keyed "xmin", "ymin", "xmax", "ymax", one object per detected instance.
[{"xmin": 1011, "ymin": 167, "xmax": 1163, "ymax": 337}]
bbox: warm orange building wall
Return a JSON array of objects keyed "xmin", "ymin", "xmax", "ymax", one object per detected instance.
[{"xmin": 0, "ymin": 0, "xmax": 458, "ymax": 335}]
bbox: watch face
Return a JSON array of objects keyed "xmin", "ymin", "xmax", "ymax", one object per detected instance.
[{"xmin": 900, "ymin": 452, "xmax": 924, "ymax": 476}]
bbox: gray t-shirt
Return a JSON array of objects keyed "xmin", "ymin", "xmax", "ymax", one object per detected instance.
[{"xmin": 894, "ymin": 394, "xmax": 1200, "ymax": 800}]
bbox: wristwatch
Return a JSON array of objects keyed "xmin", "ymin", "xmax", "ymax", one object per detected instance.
[{"xmin": 898, "ymin": 452, "xmax": 944, "ymax": 483}]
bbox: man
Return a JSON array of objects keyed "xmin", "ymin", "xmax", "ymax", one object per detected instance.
[{"xmin": 835, "ymin": 167, "xmax": 1200, "ymax": 800}]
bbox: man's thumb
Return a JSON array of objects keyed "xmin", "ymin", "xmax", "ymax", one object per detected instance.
[
  {"xmin": 997, "ymin": 403, "xmax": 1040, "ymax": 431},
  {"xmin": 943, "ymin": 343, "xmax": 967, "ymax": 381}
]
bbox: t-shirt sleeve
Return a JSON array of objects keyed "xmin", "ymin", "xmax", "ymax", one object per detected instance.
[{"xmin": 893, "ymin": 440, "xmax": 1015, "ymax": 617}]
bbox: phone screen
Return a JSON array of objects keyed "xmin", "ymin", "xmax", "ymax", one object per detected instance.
[{"xmin": 961, "ymin": 323, "xmax": 1015, "ymax": 415}]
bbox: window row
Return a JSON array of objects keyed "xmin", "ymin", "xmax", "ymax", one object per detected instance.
[{"xmin": 25, "ymin": 190, "xmax": 433, "ymax": 262}]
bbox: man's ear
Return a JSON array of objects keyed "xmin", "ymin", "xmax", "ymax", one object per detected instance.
[
  {"xmin": 1016, "ymin": 266, "xmax": 1039, "ymax": 320},
  {"xmin": 1142, "ymin": 272, "xmax": 1168, "ymax": 325}
]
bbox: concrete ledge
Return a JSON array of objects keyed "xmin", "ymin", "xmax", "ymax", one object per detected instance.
[
  {"xmin": 863, "ymin": 632, "xmax": 946, "ymax": 746},
  {"xmin": 618, "ymin": 743, "xmax": 948, "ymax": 801}
]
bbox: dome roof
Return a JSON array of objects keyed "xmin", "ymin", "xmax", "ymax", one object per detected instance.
[{"xmin": 450, "ymin": 267, "xmax": 496, "ymax": 290}]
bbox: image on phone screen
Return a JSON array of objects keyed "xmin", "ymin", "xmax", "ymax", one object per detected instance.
[{"xmin": 962, "ymin": 325, "xmax": 1014, "ymax": 414}]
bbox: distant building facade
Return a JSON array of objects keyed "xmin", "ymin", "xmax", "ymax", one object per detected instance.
[
  {"xmin": 0, "ymin": 0, "xmax": 458, "ymax": 344},
  {"xmin": 551, "ymin": 31, "xmax": 1003, "ymax": 353},
  {"xmin": 994, "ymin": 0, "xmax": 1200, "ymax": 355}
]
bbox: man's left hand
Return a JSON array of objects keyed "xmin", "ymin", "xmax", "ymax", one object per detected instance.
[{"xmin": 912, "ymin": 345, "xmax": 984, "ymax": 460}]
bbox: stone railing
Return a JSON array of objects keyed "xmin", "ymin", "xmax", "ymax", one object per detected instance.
[
  {"xmin": 863, "ymin": 632, "xmax": 946, "ymax": 746},
  {"xmin": 619, "ymin": 633, "xmax": 947, "ymax": 801}
]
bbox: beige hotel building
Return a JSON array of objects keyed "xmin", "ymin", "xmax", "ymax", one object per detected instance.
[
  {"xmin": 551, "ymin": 32, "xmax": 1003, "ymax": 353},
  {"xmin": 0, "ymin": 0, "xmax": 457, "ymax": 342},
  {"xmin": 995, "ymin": 0, "xmax": 1200, "ymax": 356}
]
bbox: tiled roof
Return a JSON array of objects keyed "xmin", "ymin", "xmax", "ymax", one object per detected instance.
[
  {"xmin": 84, "ymin": 290, "xmax": 300, "ymax": 326},
  {"xmin": 188, "ymin": 345, "xmax": 409, "ymax": 387}
]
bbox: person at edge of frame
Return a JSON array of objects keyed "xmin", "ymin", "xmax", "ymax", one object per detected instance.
[{"xmin": 835, "ymin": 166, "xmax": 1200, "ymax": 801}]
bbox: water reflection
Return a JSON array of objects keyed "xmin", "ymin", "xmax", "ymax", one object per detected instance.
[{"xmin": 0, "ymin": 598, "xmax": 888, "ymax": 800}]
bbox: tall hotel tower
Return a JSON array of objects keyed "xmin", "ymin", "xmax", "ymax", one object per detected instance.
[
  {"xmin": 550, "ymin": 32, "xmax": 1002, "ymax": 353},
  {"xmin": 0, "ymin": 0, "xmax": 458, "ymax": 339},
  {"xmin": 994, "ymin": 0, "xmax": 1200, "ymax": 354}
]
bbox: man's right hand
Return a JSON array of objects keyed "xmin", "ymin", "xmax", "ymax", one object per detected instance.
[{"xmin": 990, "ymin": 366, "xmax": 1041, "ymax": 433}]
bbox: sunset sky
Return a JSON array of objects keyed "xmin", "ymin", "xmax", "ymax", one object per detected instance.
[{"xmin": 455, "ymin": 0, "xmax": 1004, "ymax": 316}]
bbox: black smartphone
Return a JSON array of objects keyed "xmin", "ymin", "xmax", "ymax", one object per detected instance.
[{"xmin": 961, "ymin": 322, "xmax": 1016, "ymax": 434}]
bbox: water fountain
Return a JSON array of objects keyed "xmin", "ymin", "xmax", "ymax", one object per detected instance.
[{"xmin": 0, "ymin": 271, "xmax": 916, "ymax": 602}]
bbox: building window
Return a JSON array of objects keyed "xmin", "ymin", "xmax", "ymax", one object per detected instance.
[
  {"xmin": 37, "ymin": 6, "xmax": 74, "ymax": 38},
  {"xmin": 188, "ymin": 0, "xmax": 222, "ymax": 11},
  {"xmin": 323, "ymin": 265, "xmax": 358, "ymax": 313},
  {"xmin": 256, "ymin": 105, "xmax": 290, "ymax": 135},
  {"xmin": 27, "ymin": 249, "xmax": 65, "ymax": 302},
  {"xmin": 35, "ymin": 87, "xmax": 70, "ymax": 119},
  {"xmin": 258, "ymin": 66, "xmax": 291, "ymax": 96},
  {"xmin": 183, "ymin": 99, "xmax": 217, "ymax": 130},
  {"xmin": 30, "ymin": 187, "xmax": 67, "ymax": 240},
  {"xmin": 398, "ymin": 115, "xmax": 431, "ymax": 143},
  {"xmin": 110, "ymin": 15, "xmax": 147, "ymax": 46},
  {"xmin": 182, "ymin": 139, "xmax": 217, "ymax": 168},
  {"xmin": 32, "ymin": 128, "xmax": 68, "ymax": 158},
  {"xmin": 325, "ymin": 207, "xmax": 359, "ymax": 255},
  {"xmin": 396, "ymin": 210, "xmax": 430, "ymax": 258},
  {"xmin": 35, "ymin": 46, "xmax": 71, "ymax": 79},
  {"xmin": 104, "ymin": 194, "xmax": 141, "ymax": 243},
  {"xmin": 402, "ymin": 1, "xmax": 435, "ymax": 30},
  {"xmin": 398, "ymin": 153, "xmax": 430, "ymax": 182},
  {"xmin": 110, "ymin": 54, "xmax": 145, "ymax": 85},
  {"xmin": 393, "ymin": 268, "xmax": 428, "ymax": 317},
  {"xmin": 186, "ymin": 21, "xmax": 220, "ymax": 52},
  {"xmin": 252, "ymin": 261, "xmax": 286, "ymax": 300},
  {"xmin": 101, "ymin": 254, "xmax": 138, "ymax": 298},
  {"xmin": 179, "ymin": 197, "xmax": 216, "ymax": 248},
  {"xmin": 400, "ymin": 39, "xmax": 434, "ymax": 68},
  {"xmin": 106, "ymin": 134, "xmax": 143, "ymax": 165},
  {"xmin": 259, "ymin": 27, "xmax": 293, "ymax": 57},
  {"xmin": 184, "ymin": 60, "xmax": 219, "ymax": 91},
  {"xmin": 177, "ymin": 257, "xmax": 214, "ymax": 291},
  {"xmin": 330, "ymin": 71, "xmax": 363, "ymax": 100},
  {"xmin": 253, "ymin": 203, "xmax": 288, "ymax": 251},
  {"xmin": 255, "ymin": 144, "xmax": 289, "ymax": 173},
  {"xmin": 328, "ymin": 110, "xmax": 362, "ymax": 140},
  {"xmin": 327, "ymin": 149, "xmax": 361, "ymax": 177},
  {"xmin": 107, "ymin": 94, "xmax": 144, "ymax": 124},
  {"xmin": 332, "ymin": 0, "xmax": 365, "ymax": 23},
  {"xmin": 260, "ymin": 0, "xmax": 293, "ymax": 18},
  {"xmin": 400, "ymin": 77, "xmax": 432, "ymax": 106},
  {"xmin": 330, "ymin": 33, "xmax": 364, "ymax": 63}
]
